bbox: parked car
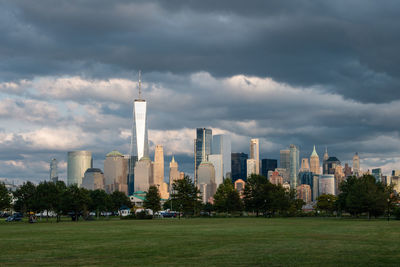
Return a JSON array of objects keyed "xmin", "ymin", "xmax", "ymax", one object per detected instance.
[
  {"xmin": 0, "ymin": 212, "xmax": 10, "ymax": 218},
  {"xmin": 6, "ymin": 213, "xmax": 23, "ymax": 222}
]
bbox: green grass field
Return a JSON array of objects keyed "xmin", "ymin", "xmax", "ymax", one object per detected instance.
[{"xmin": 1, "ymin": 217, "xmax": 399, "ymax": 266}]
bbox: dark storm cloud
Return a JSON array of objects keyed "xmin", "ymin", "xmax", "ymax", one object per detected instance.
[{"xmin": 1, "ymin": 0, "xmax": 400, "ymax": 102}]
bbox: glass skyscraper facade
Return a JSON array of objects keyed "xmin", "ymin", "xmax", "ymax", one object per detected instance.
[
  {"xmin": 212, "ymin": 134, "xmax": 232, "ymax": 179},
  {"xmin": 261, "ymin": 159, "xmax": 277, "ymax": 178},
  {"xmin": 67, "ymin": 151, "xmax": 93, "ymax": 187},
  {"xmin": 231, "ymin": 152, "xmax": 248, "ymax": 182},
  {"xmin": 194, "ymin": 128, "xmax": 212, "ymax": 184},
  {"xmin": 280, "ymin": 149, "xmax": 290, "ymax": 169}
]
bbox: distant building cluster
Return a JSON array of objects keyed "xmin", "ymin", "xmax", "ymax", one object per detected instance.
[{"xmin": 44, "ymin": 73, "xmax": 400, "ymax": 205}]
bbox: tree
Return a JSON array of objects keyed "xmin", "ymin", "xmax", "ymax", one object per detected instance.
[
  {"xmin": 213, "ymin": 178, "xmax": 243, "ymax": 214},
  {"xmin": 171, "ymin": 175, "xmax": 202, "ymax": 216},
  {"xmin": 53, "ymin": 181, "xmax": 67, "ymax": 222},
  {"xmin": 0, "ymin": 183, "xmax": 12, "ymax": 211},
  {"xmin": 316, "ymin": 194, "xmax": 337, "ymax": 214},
  {"xmin": 144, "ymin": 186, "xmax": 161, "ymax": 215},
  {"xmin": 13, "ymin": 181, "xmax": 37, "ymax": 214},
  {"xmin": 34, "ymin": 181, "xmax": 57, "ymax": 220},
  {"xmin": 338, "ymin": 175, "xmax": 396, "ymax": 218},
  {"xmin": 62, "ymin": 185, "xmax": 91, "ymax": 221},
  {"xmin": 89, "ymin": 189, "xmax": 111, "ymax": 218},
  {"xmin": 110, "ymin": 191, "xmax": 131, "ymax": 212},
  {"xmin": 243, "ymin": 174, "xmax": 269, "ymax": 216}
]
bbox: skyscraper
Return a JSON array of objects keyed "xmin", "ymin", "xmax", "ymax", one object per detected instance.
[
  {"xmin": 212, "ymin": 134, "xmax": 232, "ymax": 179},
  {"xmin": 67, "ymin": 151, "xmax": 93, "ymax": 187},
  {"xmin": 280, "ymin": 149, "xmax": 290, "ymax": 170},
  {"xmin": 169, "ymin": 156, "xmax": 180, "ymax": 192},
  {"xmin": 82, "ymin": 168, "xmax": 105, "ymax": 190},
  {"xmin": 310, "ymin": 145, "xmax": 320, "ymax": 175},
  {"xmin": 249, "ymin": 139, "xmax": 260, "ymax": 174},
  {"xmin": 134, "ymin": 157, "xmax": 153, "ymax": 192},
  {"xmin": 353, "ymin": 152, "xmax": 360, "ymax": 177},
  {"xmin": 300, "ymin": 158, "xmax": 310, "ymax": 172},
  {"xmin": 104, "ymin": 150, "xmax": 128, "ymax": 195},
  {"xmin": 289, "ymin": 144, "xmax": 299, "ymax": 188},
  {"xmin": 319, "ymin": 174, "xmax": 335, "ymax": 196},
  {"xmin": 194, "ymin": 128, "xmax": 212, "ymax": 184},
  {"xmin": 231, "ymin": 152, "xmax": 248, "ymax": 182},
  {"xmin": 153, "ymin": 145, "xmax": 164, "ymax": 187},
  {"xmin": 208, "ymin": 154, "xmax": 223, "ymax": 186},
  {"xmin": 246, "ymin": 159, "xmax": 257, "ymax": 178},
  {"xmin": 323, "ymin": 147, "xmax": 329, "ymax": 174},
  {"xmin": 261, "ymin": 159, "xmax": 278, "ymax": 178},
  {"xmin": 50, "ymin": 158, "xmax": 58, "ymax": 183},
  {"xmin": 128, "ymin": 71, "xmax": 149, "ymax": 195},
  {"xmin": 372, "ymin": 168, "xmax": 382, "ymax": 182}
]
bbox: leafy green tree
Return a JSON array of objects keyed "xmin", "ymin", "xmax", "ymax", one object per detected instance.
[
  {"xmin": 34, "ymin": 181, "xmax": 58, "ymax": 220},
  {"xmin": 53, "ymin": 181, "xmax": 67, "ymax": 222},
  {"xmin": 214, "ymin": 178, "xmax": 243, "ymax": 214},
  {"xmin": 144, "ymin": 185, "xmax": 162, "ymax": 214},
  {"xmin": 316, "ymin": 194, "xmax": 337, "ymax": 214},
  {"xmin": 13, "ymin": 181, "xmax": 37, "ymax": 214},
  {"xmin": 243, "ymin": 174, "xmax": 269, "ymax": 216},
  {"xmin": 338, "ymin": 175, "xmax": 396, "ymax": 218},
  {"xmin": 171, "ymin": 175, "xmax": 202, "ymax": 216},
  {"xmin": 62, "ymin": 185, "xmax": 91, "ymax": 221},
  {"xmin": 89, "ymin": 189, "xmax": 111, "ymax": 218},
  {"xmin": 110, "ymin": 191, "xmax": 131, "ymax": 212},
  {"xmin": 0, "ymin": 183, "xmax": 12, "ymax": 211}
]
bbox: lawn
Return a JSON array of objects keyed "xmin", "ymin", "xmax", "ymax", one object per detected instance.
[{"xmin": 0, "ymin": 217, "xmax": 399, "ymax": 266}]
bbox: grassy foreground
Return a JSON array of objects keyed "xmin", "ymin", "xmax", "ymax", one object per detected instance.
[{"xmin": 1, "ymin": 217, "xmax": 399, "ymax": 266}]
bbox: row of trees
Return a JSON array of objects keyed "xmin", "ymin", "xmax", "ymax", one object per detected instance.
[
  {"xmin": 316, "ymin": 175, "xmax": 399, "ymax": 218},
  {"xmin": 156, "ymin": 174, "xmax": 304, "ymax": 217},
  {"xmin": 1, "ymin": 181, "xmax": 131, "ymax": 221}
]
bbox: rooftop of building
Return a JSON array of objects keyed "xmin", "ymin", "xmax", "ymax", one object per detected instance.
[
  {"xmin": 85, "ymin": 168, "xmax": 103, "ymax": 173},
  {"xmin": 106, "ymin": 150, "xmax": 124, "ymax": 157}
]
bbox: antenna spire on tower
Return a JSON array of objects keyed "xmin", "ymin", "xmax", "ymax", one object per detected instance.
[{"xmin": 138, "ymin": 70, "xmax": 142, "ymax": 100}]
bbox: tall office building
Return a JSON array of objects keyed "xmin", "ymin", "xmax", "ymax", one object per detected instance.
[
  {"xmin": 249, "ymin": 139, "xmax": 260, "ymax": 174},
  {"xmin": 280, "ymin": 149, "xmax": 290, "ymax": 170},
  {"xmin": 169, "ymin": 156, "xmax": 180, "ymax": 192},
  {"xmin": 353, "ymin": 152, "xmax": 360, "ymax": 177},
  {"xmin": 208, "ymin": 154, "xmax": 223, "ymax": 186},
  {"xmin": 212, "ymin": 134, "xmax": 232, "ymax": 179},
  {"xmin": 153, "ymin": 145, "xmax": 164, "ymax": 186},
  {"xmin": 261, "ymin": 159, "xmax": 278, "ymax": 178},
  {"xmin": 67, "ymin": 151, "xmax": 92, "ymax": 187},
  {"xmin": 326, "ymin": 157, "xmax": 341, "ymax": 175},
  {"xmin": 104, "ymin": 150, "xmax": 128, "ymax": 195},
  {"xmin": 194, "ymin": 128, "xmax": 212, "ymax": 185},
  {"xmin": 372, "ymin": 168, "xmax": 382, "ymax": 182},
  {"xmin": 246, "ymin": 159, "xmax": 258, "ymax": 178},
  {"xmin": 82, "ymin": 168, "xmax": 105, "ymax": 190},
  {"xmin": 153, "ymin": 145, "xmax": 169, "ymax": 199},
  {"xmin": 289, "ymin": 144, "xmax": 299, "ymax": 188},
  {"xmin": 344, "ymin": 163, "xmax": 352, "ymax": 177},
  {"xmin": 231, "ymin": 152, "xmax": 248, "ymax": 182},
  {"xmin": 300, "ymin": 158, "xmax": 310, "ymax": 172},
  {"xmin": 323, "ymin": 147, "xmax": 329, "ymax": 174},
  {"xmin": 197, "ymin": 139, "xmax": 216, "ymax": 203},
  {"xmin": 310, "ymin": 145, "xmax": 320, "ymax": 175},
  {"xmin": 319, "ymin": 174, "xmax": 335, "ymax": 196},
  {"xmin": 50, "ymin": 158, "xmax": 58, "ymax": 183},
  {"xmin": 299, "ymin": 171, "xmax": 316, "ymax": 201},
  {"xmin": 297, "ymin": 184, "xmax": 312, "ymax": 203},
  {"xmin": 128, "ymin": 71, "xmax": 149, "ymax": 195},
  {"xmin": 134, "ymin": 157, "xmax": 153, "ymax": 192}
]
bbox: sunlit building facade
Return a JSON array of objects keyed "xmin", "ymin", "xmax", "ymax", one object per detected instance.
[{"xmin": 67, "ymin": 151, "xmax": 93, "ymax": 187}]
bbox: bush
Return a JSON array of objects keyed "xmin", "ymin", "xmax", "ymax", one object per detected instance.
[{"xmin": 135, "ymin": 211, "xmax": 153, "ymax": 220}]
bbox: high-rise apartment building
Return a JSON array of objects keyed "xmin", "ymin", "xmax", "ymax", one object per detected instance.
[
  {"xmin": 372, "ymin": 168, "xmax": 382, "ymax": 182},
  {"xmin": 289, "ymin": 144, "xmax": 299, "ymax": 188},
  {"xmin": 128, "ymin": 71, "xmax": 149, "ymax": 195},
  {"xmin": 353, "ymin": 152, "xmax": 360, "ymax": 177},
  {"xmin": 319, "ymin": 174, "xmax": 335, "ymax": 196},
  {"xmin": 104, "ymin": 150, "xmax": 128, "ymax": 195},
  {"xmin": 246, "ymin": 159, "xmax": 257, "ymax": 178},
  {"xmin": 297, "ymin": 184, "xmax": 312, "ymax": 203},
  {"xmin": 261, "ymin": 159, "xmax": 278, "ymax": 178},
  {"xmin": 194, "ymin": 128, "xmax": 212, "ymax": 185},
  {"xmin": 310, "ymin": 145, "xmax": 320, "ymax": 175},
  {"xmin": 67, "ymin": 151, "xmax": 93, "ymax": 187},
  {"xmin": 212, "ymin": 134, "xmax": 232, "ymax": 179},
  {"xmin": 231, "ymin": 152, "xmax": 248, "ymax": 182},
  {"xmin": 50, "ymin": 158, "xmax": 58, "ymax": 183}
]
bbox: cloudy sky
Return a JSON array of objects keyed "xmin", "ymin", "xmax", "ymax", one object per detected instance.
[{"xmin": 1, "ymin": 0, "xmax": 400, "ymax": 183}]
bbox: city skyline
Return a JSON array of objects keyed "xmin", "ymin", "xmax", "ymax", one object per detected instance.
[{"xmin": 2, "ymin": 1, "xmax": 400, "ymax": 183}]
